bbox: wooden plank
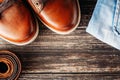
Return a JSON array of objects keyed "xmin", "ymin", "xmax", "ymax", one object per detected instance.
[
  {"xmin": 15, "ymin": 50, "xmax": 120, "ymax": 73},
  {"xmin": 19, "ymin": 74, "xmax": 120, "ymax": 80}
]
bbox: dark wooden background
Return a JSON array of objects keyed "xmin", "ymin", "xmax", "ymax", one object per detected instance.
[{"xmin": 1, "ymin": 0, "xmax": 120, "ymax": 80}]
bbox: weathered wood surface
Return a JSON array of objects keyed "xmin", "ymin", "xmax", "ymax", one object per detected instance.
[
  {"xmin": 19, "ymin": 74, "xmax": 120, "ymax": 80},
  {"xmin": 1, "ymin": 0, "xmax": 120, "ymax": 79}
]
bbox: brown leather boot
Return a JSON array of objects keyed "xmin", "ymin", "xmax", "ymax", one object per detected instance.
[
  {"xmin": 0, "ymin": 0, "xmax": 39, "ymax": 45},
  {"xmin": 27, "ymin": 0, "xmax": 81, "ymax": 34},
  {"xmin": 0, "ymin": 51, "xmax": 21, "ymax": 80}
]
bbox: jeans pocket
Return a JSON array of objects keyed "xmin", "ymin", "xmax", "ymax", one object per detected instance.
[{"xmin": 113, "ymin": 0, "xmax": 120, "ymax": 35}]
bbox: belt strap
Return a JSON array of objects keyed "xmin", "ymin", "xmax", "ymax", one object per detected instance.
[
  {"xmin": 0, "ymin": 51, "xmax": 21, "ymax": 80},
  {"xmin": 0, "ymin": 0, "xmax": 16, "ymax": 13}
]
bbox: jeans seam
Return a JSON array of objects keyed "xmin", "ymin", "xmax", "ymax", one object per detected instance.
[{"xmin": 113, "ymin": 0, "xmax": 120, "ymax": 35}]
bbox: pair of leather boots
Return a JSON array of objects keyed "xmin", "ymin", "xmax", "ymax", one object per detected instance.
[{"xmin": 0, "ymin": 0, "xmax": 81, "ymax": 45}]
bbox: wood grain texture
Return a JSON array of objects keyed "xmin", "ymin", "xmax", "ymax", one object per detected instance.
[
  {"xmin": 19, "ymin": 74, "xmax": 120, "ymax": 80},
  {"xmin": 0, "ymin": 0, "xmax": 120, "ymax": 79}
]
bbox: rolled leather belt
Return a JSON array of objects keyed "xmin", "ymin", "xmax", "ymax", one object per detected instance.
[{"xmin": 0, "ymin": 51, "xmax": 21, "ymax": 80}]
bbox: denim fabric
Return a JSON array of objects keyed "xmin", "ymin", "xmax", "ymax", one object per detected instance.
[{"xmin": 86, "ymin": 0, "xmax": 120, "ymax": 50}]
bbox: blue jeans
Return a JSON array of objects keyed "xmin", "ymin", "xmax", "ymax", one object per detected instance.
[{"xmin": 86, "ymin": 0, "xmax": 120, "ymax": 50}]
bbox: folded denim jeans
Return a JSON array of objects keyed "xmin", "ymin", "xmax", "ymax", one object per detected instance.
[{"xmin": 86, "ymin": 0, "xmax": 120, "ymax": 50}]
